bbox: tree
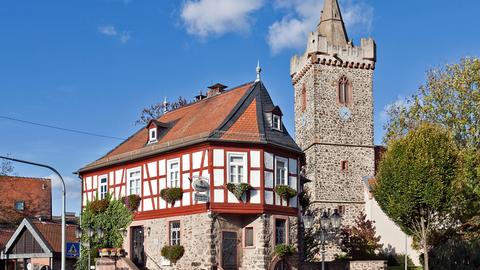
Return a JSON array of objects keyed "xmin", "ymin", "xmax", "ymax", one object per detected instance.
[
  {"xmin": 384, "ymin": 57, "xmax": 480, "ymax": 148},
  {"xmin": 136, "ymin": 96, "xmax": 189, "ymax": 125},
  {"xmin": 0, "ymin": 156, "xmax": 14, "ymax": 176},
  {"xmin": 75, "ymin": 194, "xmax": 133, "ymax": 270},
  {"xmin": 338, "ymin": 213, "xmax": 383, "ymax": 260},
  {"xmin": 375, "ymin": 124, "xmax": 458, "ymax": 270}
]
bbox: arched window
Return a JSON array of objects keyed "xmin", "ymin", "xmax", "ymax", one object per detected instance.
[
  {"xmin": 301, "ymin": 83, "xmax": 307, "ymax": 112},
  {"xmin": 338, "ymin": 76, "xmax": 350, "ymax": 105}
]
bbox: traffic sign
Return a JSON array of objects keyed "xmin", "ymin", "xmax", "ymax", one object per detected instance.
[{"xmin": 66, "ymin": 242, "xmax": 80, "ymax": 257}]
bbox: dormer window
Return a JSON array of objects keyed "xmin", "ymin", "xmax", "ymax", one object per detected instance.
[
  {"xmin": 149, "ymin": 128, "xmax": 158, "ymax": 143},
  {"xmin": 270, "ymin": 106, "xmax": 283, "ymax": 131},
  {"xmin": 272, "ymin": 114, "xmax": 282, "ymax": 131}
]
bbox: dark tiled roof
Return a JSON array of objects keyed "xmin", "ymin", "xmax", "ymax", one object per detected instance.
[{"xmin": 79, "ymin": 81, "xmax": 302, "ymax": 173}]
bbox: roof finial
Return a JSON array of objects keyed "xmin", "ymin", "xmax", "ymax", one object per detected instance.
[
  {"xmin": 163, "ymin": 96, "xmax": 168, "ymax": 114},
  {"xmin": 255, "ymin": 60, "xmax": 262, "ymax": 82}
]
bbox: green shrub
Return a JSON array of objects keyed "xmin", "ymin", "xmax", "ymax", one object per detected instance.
[
  {"xmin": 226, "ymin": 183, "xmax": 251, "ymax": 200},
  {"xmin": 160, "ymin": 188, "xmax": 183, "ymax": 204},
  {"xmin": 161, "ymin": 245, "xmax": 185, "ymax": 264},
  {"xmin": 75, "ymin": 194, "xmax": 132, "ymax": 270},
  {"xmin": 274, "ymin": 244, "xmax": 296, "ymax": 258},
  {"xmin": 121, "ymin": 194, "xmax": 141, "ymax": 212},
  {"xmin": 274, "ymin": 185, "xmax": 297, "ymax": 201}
]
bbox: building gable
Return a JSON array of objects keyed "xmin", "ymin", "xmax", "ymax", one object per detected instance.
[{"xmin": 2, "ymin": 219, "xmax": 53, "ymax": 259}]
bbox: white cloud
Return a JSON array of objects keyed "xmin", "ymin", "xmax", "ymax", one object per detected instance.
[
  {"xmin": 267, "ymin": 0, "xmax": 374, "ymax": 54},
  {"xmin": 48, "ymin": 174, "xmax": 82, "ymax": 200},
  {"xmin": 98, "ymin": 25, "xmax": 131, "ymax": 43},
  {"xmin": 180, "ymin": 0, "xmax": 264, "ymax": 39},
  {"xmin": 380, "ymin": 96, "xmax": 408, "ymax": 123}
]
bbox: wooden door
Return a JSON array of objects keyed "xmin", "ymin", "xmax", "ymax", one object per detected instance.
[
  {"xmin": 221, "ymin": 231, "xmax": 238, "ymax": 270},
  {"xmin": 131, "ymin": 226, "xmax": 145, "ymax": 268}
]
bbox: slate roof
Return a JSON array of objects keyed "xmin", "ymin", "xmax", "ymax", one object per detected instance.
[{"xmin": 79, "ymin": 81, "xmax": 302, "ymax": 173}]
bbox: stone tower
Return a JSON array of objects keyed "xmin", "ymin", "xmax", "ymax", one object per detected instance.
[{"xmin": 291, "ymin": 0, "xmax": 376, "ymax": 240}]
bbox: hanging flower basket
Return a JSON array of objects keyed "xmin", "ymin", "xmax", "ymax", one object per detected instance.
[
  {"xmin": 226, "ymin": 183, "xmax": 252, "ymax": 201},
  {"xmin": 122, "ymin": 194, "xmax": 142, "ymax": 212},
  {"xmin": 89, "ymin": 199, "xmax": 109, "ymax": 214},
  {"xmin": 274, "ymin": 185, "xmax": 297, "ymax": 201},
  {"xmin": 160, "ymin": 188, "xmax": 183, "ymax": 204}
]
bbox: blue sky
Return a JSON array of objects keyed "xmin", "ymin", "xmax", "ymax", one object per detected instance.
[{"xmin": 1, "ymin": 0, "xmax": 479, "ymax": 215}]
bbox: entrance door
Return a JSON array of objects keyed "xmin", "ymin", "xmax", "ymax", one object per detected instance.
[
  {"xmin": 221, "ymin": 231, "xmax": 238, "ymax": 270},
  {"xmin": 131, "ymin": 226, "xmax": 145, "ymax": 268}
]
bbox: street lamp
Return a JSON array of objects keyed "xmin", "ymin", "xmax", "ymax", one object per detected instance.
[
  {"xmin": 303, "ymin": 209, "xmax": 342, "ymax": 270},
  {"xmin": 76, "ymin": 226, "xmax": 104, "ymax": 270}
]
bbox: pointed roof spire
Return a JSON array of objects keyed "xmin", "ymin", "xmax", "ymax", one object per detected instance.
[
  {"xmin": 163, "ymin": 96, "xmax": 168, "ymax": 114},
  {"xmin": 317, "ymin": 0, "xmax": 349, "ymax": 46},
  {"xmin": 255, "ymin": 60, "xmax": 262, "ymax": 82}
]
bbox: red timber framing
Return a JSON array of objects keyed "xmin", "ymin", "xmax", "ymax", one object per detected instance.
[{"xmin": 80, "ymin": 142, "xmax": 302, "ymax": 220}]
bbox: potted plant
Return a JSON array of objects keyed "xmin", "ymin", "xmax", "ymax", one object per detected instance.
[
  {"xmin": 99, "ymin": 248, "xmax": 110, "ymax": 257},
  {"xmin": 226, "ymin": 183, "xmax": 251, "ymax": 201},
  {"xmin": 161, "ymin": 245, "xmax": 185, "ymax": 264},
  {"xmin": 160, "ymin": 188, "xmax": 183, "ymax": 204},
  {"xmin": 274, "ymin": 185, "xmax": 297, "ymax": 201}
]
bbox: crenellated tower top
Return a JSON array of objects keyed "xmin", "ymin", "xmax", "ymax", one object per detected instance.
[{"xmin": 290, "ymin": 0, "xmax": 376, "ymax": 84}]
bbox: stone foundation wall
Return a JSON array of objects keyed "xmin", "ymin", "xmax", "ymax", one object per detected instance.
[
  {"xmin": 129, "ymin": 212, "xmax": 299, "ymax": 270},
  {"xmin": 350, "ymin": 260, "xmax": 387, "ymax": 270},
  {"xmin": 143, "ymin": 212, "xmax": 214, "ymax": 270}
]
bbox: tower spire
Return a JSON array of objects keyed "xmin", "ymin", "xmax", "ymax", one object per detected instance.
[
  {"xmin": 317, "ymin": 0, "xmax": 349, "ymax": 46},
  {"xmin": 255, "ymin": 60, "xmax": 262, "ymax": 82}
]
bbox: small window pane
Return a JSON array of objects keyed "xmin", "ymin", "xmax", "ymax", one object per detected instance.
[
  {"xmin": 170, "ymin": 221, "xmax": 181, "ymax": 246},
  {"xmin": 245, "ymin": 227, "xmax": 254, "ymax": 247},
  {"xmin": 275, "ymin": 219, "xmax": 286, "ymax": 245},
  {"xmin": 15, "ymin": 201, "xmax": 25, "ymax": 211}
]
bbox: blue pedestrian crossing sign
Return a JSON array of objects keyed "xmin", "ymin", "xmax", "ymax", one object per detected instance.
[{"xmin": 66, "ymin": 242, "xmax": 80, "ymax": 257}]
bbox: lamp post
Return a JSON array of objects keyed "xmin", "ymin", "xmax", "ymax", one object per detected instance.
[
  {"xmin": 76, "ymin": 226, "xmax": 104, "ymax": 270},
  {"xmin": 0, "ymin": 156, "xmax": 66, "ymax": 270},
  {"xmin": 303, "ymin": 209, "xmax": 342, "ymax": 270}
]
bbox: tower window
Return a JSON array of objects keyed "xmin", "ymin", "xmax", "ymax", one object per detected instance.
[
  {"xmin": 301, "ymin": 84, "xmax": 307, "ymax": 112},
  {"xmin": 338, "ymin": 76, "xmax": 350, "ymax": 105},
  {"xmin": 341, "ymin": 160, "xmax": 349, "ymax": 171}
]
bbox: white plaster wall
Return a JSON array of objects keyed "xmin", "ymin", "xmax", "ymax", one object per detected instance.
[{"xmin": 365, "ymin": 196, "xmax": 421, "ymax": 265}]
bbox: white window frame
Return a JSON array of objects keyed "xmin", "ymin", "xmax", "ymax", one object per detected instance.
[
  {"xmin": 127, "ymin": 167, "xmax": 142, "ymax": 195},
  {"xmin": 272, "ymin": 114, "xmax": 282, "ymax": 131},
  {"xmin": 15, "ymin": 201, "xmax": 25, "ymax": 211},
  {"xmin": 149, "ymin": 127, "xmax": 158, "ymax": 143},
  {"xmin": 275, "ymin": 157, "xmax": 288, "ymax": 186},
  {"xmin": 99, "ymin": 175, "xmax": 108, "ymax": 199},
  {"xmin": 169, "ymin": 220, "xmax": 181, "ymax": 246},
  {"xmin": 167, "ymin": 159, "xmax": 180, "ymax": 188},
  {"xmin": 227, "ymin": 152, "xmax": 247, "ymax": 184}
]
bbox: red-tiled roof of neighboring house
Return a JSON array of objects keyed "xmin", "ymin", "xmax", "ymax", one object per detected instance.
[
  {"xmin": 0, "ymin": 228, "xmax": 15, "ymax": 250},
  {"xmin": 79, "ymin": 81, "xmax": 302, "ymax": 173},
  {"xmin": 0, "ymin": 176, "xmax": 52, "ymax": 224},
  {"xmin": 32, "ymin": 220, "xmax": 78, "ymax": 253}
]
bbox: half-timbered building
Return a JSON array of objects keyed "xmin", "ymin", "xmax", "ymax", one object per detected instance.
[{"xmin": 78, "ymin": 80, "xmax": 303, "ymax": 270}]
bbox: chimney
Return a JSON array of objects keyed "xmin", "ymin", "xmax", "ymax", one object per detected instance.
[
  {"xmin": 194, "ymin": 91, "xmax": 207, "ymax": 102},
  {"xmin": 206, "ymin": 83, "xmax": 228, "ymax": 98}
]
